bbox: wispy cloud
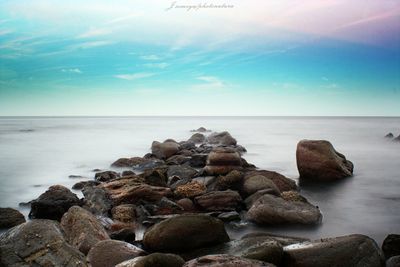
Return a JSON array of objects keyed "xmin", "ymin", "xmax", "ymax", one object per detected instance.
[
  {"xmin": 61, "ymin": 68, "xmax": 82, "ymax": 74},
  {"xmin": 106, "ymin": 13, "xmax": 139, "ymax": 25},
  {"xmin": 78, "ymin": 28, "xmax": 112, "ymax": 38},
  {"xmin": 114, "ymin": 72, "xmax": 155, "ymax": 80},
  {"xmin": 0, "ymin": 29, "xmax": 13, "ymax": 36},
  {"xmin": 190, "ymin": 76, "xmax": 227, "ymax": 91},
  {"xmin": 140, "ymin": 55, "xmax": 161, "ymax": 61},
  {"xmin": 70, "ymin": 41, "xmax": 114, "ymax": 49},
  {"xmin": 143, "ymin": 62, "xmax": 169, "ymax": 69}
]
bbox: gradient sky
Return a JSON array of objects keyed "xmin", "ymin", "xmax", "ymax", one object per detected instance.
[{"xmin": 0, "ymin": 0, "xmax": 399, "ymax": 116}]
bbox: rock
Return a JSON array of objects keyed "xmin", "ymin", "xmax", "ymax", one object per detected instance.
[
  {"xmin": 82, "ymin": 186, "xmax": 112, "ymax": 216},
  {"xmin": 166, "ymin": 155, "xmax": 191, "ymax": 165},
  {"xmin": 242, "ymin": 175, "xmax": 281, "ymax": 196},
  {"xmin": 183, "ymin": 254, "xmax": 273, "ymax": 267},
  {"xmin": 112, "ymin": 204, "xmax": 136, "ymax": 223},
  {"xmin": 116, "ymin": 253, "xmax": 185, "ymax": 267},
  {"xmin": 176, "ymin": 198, "xmax": 196, "ymax": 211},
  {"xmin": 244, "ymin": 170, "xmax": 297, "ymax": 192},
  {"xmin": 179, "ymin": 141, "xmax": 197, "ymax": 151},
  {"xmin": 110, "ymin": 228, "xmax": 136, "ymax": 243},
  {"xmin": 296, "ymin": 140, "xmax": 354, "ymax": 181},
  {"xmin": 207, "ymin": 131, "xmax": 237, "ymax": 146},
  {"xmin": 175, "ymin": 181, "xmax": 207, "ymax": 198},
  {"xmin": 247, "ymin": 194, "xmax": 322, "ymax": 225},
  {"xmin": 215, "ymin": 170, "xmax": 243, "ymax": 190},
  {"xmin": 191, "ymin": 127, "xmax": 209, "ymax": 133},
  {"xmin": 151, "ymin": 141, "xmax": 180, "ymax": 159},
  {"xmin": 382, "ymin": 234, "xmax": 400, "ymax": 259},
  {"xmin": 168, "ymin": 165, "xmax": 198, "ymax": 180},
  {"xmin": 244, "ymin": 189, "xmax": 282, "ymax": 209},
  {"xmin": 112, "ymin": 157, "xmax": 148, "ymax": 167},
  {"xmin": 394, "ymin": 135, "xmax": 400, "ymax": 142},
  {"xmin": 194, "ymin": 190, "xmax": 242, "ymax": 211},
  {"xmin": 218, "ymin": 211, "xmax": 240, "ymax": 221},
  {"xmin": 241, "ymin": 232, "xmax": 310, "ymax": 247},
  {"xmin": 387, "ymin": 256, "xmax": 400, "ymax": 267},
  {"xmin": 87, "ymin": 240, "xmax": 146, "ymax": 267},
  {"xmin": 281, "ymin": 191, "xmax": 307, "ymax": 202},
  {"xmin": 283, "ymin": 234, "xmax": 385, "ymax": 267},
  {"xmin": 204, "ymin": 147, "xmax": 243, "ymax": 175},
  {"xmin": 188, "ymin": 133, "xmax": 206, "ymax": 144},
  {"xmin": 61, "ymin": 206, "xmax": 110, "ymax": 255},
  {"xmin": 153, "ymin": 197, "xmax": 184, "ymax": 215},
  {"xmin": 143, "ymin": 214, "xmax": 230, "ymax": 252},
  {"xmin": 385, "ymin": 133, "xmax": 394, "ymax": 138},
  {"xmin": 69, "ymin": 174, "xmax": 85, "ymax": 179},
  {"xmin": 134, "ymin": 159, "xmax": 165, "ymax": 172},
  {"xmin": 72, "ymin": 180, "xmax": 101, "ymax": 190},
  {"xmin": 122, "ymin": 170, "xmax": 136, "ymax": 176},
  {"xmin": 99, "ymin": 177, "xmax": 172, "ymax": 205},
  {"xmin": 95, "ymin": 170, "xmax": 120, "ymax": 182},
  {"xmin": 140, "ymin": 168, "xmax": 168, "ymax": 187},
  {"xmin": 0, "ymin": 207, "xmax": 25, "ymax": 229},
  {"xmin": 29, "ymin": 185, "xmax": 81, "ymax": 221},
  {"xmin": 0, "ymin": 219, "xmax": 87, "ymax": 266},
  {"xmin": 189, "ymin": 154, "xmax": 208, "ymax": 168}
]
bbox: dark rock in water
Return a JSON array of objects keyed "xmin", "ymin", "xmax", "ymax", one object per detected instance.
[
  {"xmin": 0, "ymin": 207, "xmax": 25, "ymax": 229},
  {"xmin": 122, "ymin": 170, "xmax": 136, "ymax": 176},
  {"xmin": 242, "ymin": 175, "xmax": 281, "ymax": 196},
  {"xmin": 244, "ymin": 170, "xmax": 297, "ymax": 192},
  {"xmin": 189, "ymin": 154, "xmax": 208, "ymax": 168},
  {"xmin": 382, "ymin": 234, "xmax": 400, "ymax": 259},
  {"xmin": 385, "ymin": 133, "xmax": 394, "ymax": 138},
  {"xmin": 191, "ymin": 127, "xmax": 210, "ymax": 133},
  {"xmin": 116, "ymin": 253, "xmax": 185, "ymax": 267},
  {"xmin": 207, "ymin": 131, "xmax": 237, "ymax": 146},
  {"xmin": 188, "ymin": 133, "xmax": 206, "ymax": 144},
  {"xmin": 296, "ymin": 140, "xmax": 354, "ymax": 181},
  {"xmin": 110, "ymin": 228, "xmax": 136, "ymax": 244},
  {"xmin": 168, "ymin": 165, "xmax": 198, "ymax": 180},
  {"xmin": 112, "ymin": 204, "xmax": 136, "ymax": 223},
  {"xmin": 166, "ymin": 154, "xmax": 191, "ymax": 165},
  {"xmin": 134, "ymin": 159, "xmax": 165, "ymax": 172},
  {"xmin": 140, "ymin": 168, "xmax": 168, "ymax": 187},
  {"xmin": 19, "ymin": 128, "xmax": 35, "ymax": 132},
  {"xmin": 143, "ymin": 214, "xmax": 230, "ymax": 253},
  {"xmin": 151, "ymin": 141, "xmax": 181, "ymax": 159},
  {"xmin": 87, "ymin": 240, "xmax": 146, "ymax": 267},
  {"xmin": 282, "ymin": 234, "xmax": 385, "ymax": 267},
  {"xmin": 61, "ymin": 206, "xmax": 110, "ymax": 255},
  {"xmin": 82, "ymin": 186, "xmax": 112, "ymax": 216},
  {"xmin": 204, "ymin": 147, "xmax": 243, "ymax": 175},
  {"xmin": 69, "ymin": 174, "xmax": 85, "ymax": 179},
  {"xmin": 241, "ymin": 232, "xmax": 310, "ymax": 247},
  {"xmin": 194, "ymin": 190, "xmax": 242, "ymax": 211},
  {"xmin": 244, "ymin": 189, "xmax": 282, "ymax": 209},
  {"xmin": 215, "ymin": 170, "xmax": 243, "ymax": 191},
  {"xmin": 174, "ymin": 181, "xmax": 207, "ymax": 198},
  {"xmin": 387, "ymin": 256, "xmax": 400, "ymax": 267},
  {"xmin": 247, "ymin": 194, "xmax": 322, "ymax": 225},
  {"xmin": 29, "ymin": 185, "xmax": 81, "ymax": 221},
  {"xmin": 112, "ymin": 157, "xmax": 148, "ymax": 167},
  {"xmin": 196, "ymin": 144, "xmax": 214, "ymax": 154},
  {"xmin": 72, "ymin": 180, "xmax": 101, "ymax": 190},
  {"xmin": 0, "ymin": 219, "xmax": 87, "ymax": 266},
  {"xmin": 394, "ymin": 135, "xmax": 400, "ymax": 142},
  {"xmin": 183, "ymin": 254, "xmax": 273, "ymax": 267},
  {"xmin": 95, "ymin": 170, "xmax": 120, "ymax": 182}
]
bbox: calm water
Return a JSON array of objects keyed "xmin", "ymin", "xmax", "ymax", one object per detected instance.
[{"xmin": 0, "ymin": 116, "xmax": 399, "ymax": 244}]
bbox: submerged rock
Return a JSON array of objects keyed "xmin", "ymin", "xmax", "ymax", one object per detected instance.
[
  {"xmin": 0, "ymin": 207, "xmax": 25, "ymax": 229},
  {"xmin": 283, "ymin": 234, "xmax": 385, "ymax": 267},
  {"xmin": 183, "ymin": 254, "xmax": 273, "ymax": 267},
  {"xmin": 296, "ymin": 140, "xmax": 354, "ymax": 181},
  {"xmin": 191, "ymin": 127, "xmax": 210, "ymax": 133},
  {"xmin": 0, "ymin": 219, "xmax": 87, "ymax": 266},
  {"xmin": 116, "ymin": 253, "xmax": 185, "ymax": 267},
  {"xmin": 143, "ymin": 214, "xmax": 230, "ymax": 252},
  {"xmin": 382, "ymin": 234, "xmax": 400, "ymax": 259}
]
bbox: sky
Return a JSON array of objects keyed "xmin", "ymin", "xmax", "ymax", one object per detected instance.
[{"xmin": 0, "ymin": 0, "xmax": 399, "ymax": 116}]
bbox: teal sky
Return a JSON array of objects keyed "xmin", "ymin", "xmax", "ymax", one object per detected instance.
[{"xmin": 0, "ymin": 0, "xmax": 399, "ymax": 116}]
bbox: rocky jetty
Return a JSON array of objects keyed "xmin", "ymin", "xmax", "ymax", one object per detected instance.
[{"xmin": 1, "ymin": 128, "xmax": 394, "ymax": 266}]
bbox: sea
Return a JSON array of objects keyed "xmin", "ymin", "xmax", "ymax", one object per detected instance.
[{"xmin": 0, "ymin": 116, "xmax": 399, "ymax": 244}]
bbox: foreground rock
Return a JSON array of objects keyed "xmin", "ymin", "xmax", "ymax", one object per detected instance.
[
  {"xmin": 183, "ymin": 254, "xmax": 274, "ymax": 267},
  {"xmin": 143, "ymin": 214, "xmax": 230, "ymax": 252},
  {"xmin": 0, "ymin": 207, "xmax": 25, "ymax": 228},
  {"xmin": 283, "ymin": 234, "xmax": 384, "ymax": 267},
  {"xmin": 382, "ymin": 234, "xmax": 400, "ymax": 259},
  {"xmin": 29, "ymin": 185, "xmax": 81, "ymax": 221},
  {"xmin": 247, "ymin": 194, "xmax": 322, "ymax": 225},
  {"xmin": 116, "ymin": 253, "xmax": 185, "ymax": 267},
  {"xmin": 0, "ymin": 219, "xmax": 87, "ymax": 266},
  {"xmin": 87, "ymin": 240, "xmax": 146, "ymax": 267},
  {"xmin": 61, "ymin": 206, "xmax": 110, "ymax": 254},
  {"xmin": 296, "ymin": 140, "xmax": 354, "ymax": 181},
  {"xmin": 204, "ymin": 147, "xmax": 243, "ymax": 175},
  {"xmin": 242, "ymin": 175, "xmax": 281, "ymax": 196}
]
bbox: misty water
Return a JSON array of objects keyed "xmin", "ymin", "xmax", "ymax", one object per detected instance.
[{"xmin": 0, "ymin": 116, "xmax": 399, "ymax": 244}]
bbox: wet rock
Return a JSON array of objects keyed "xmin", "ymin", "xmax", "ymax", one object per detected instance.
[
  {"xmin": 69, "ymin": 174, "xmax": 85, "ymax": 179},
  {"xmin": 0, "ymin": 207, "xmax": 25, "ymax": 229},
  {"xmin": 116, "ymin": 253, "xmax": 185, "ymax": 267},
  {"xmin": 82, "ymin": 186, "xmax": 112, "ymax": 216},
  {"xmin": 166, "ymin": 155, "xmax": 191, "ymax": 165},
  {"xmin": 151, "ymin": 141, "xmax": 180, "ymax": 159},
  {"xmin": 247, "ymin": 194, "xmax": 322, "ymax": 225},
  {"xmin": 154, "ymin": 197, "xmax": 184, "ymax": 215},
  {"xmin": 296, "ymin": 140, "xmax": 354, "ymax": 181},
  {"xmin": 87, "ymin": 240, "xmax": 146, "ymax": 267},
  {"xmin": 196, "ymin": 144, "xmax": 214, "ymax": 154},
  {"xmin": 122, "ymin": 170, "xmax": 136, "ymax": 176},
  {"xmin": 204, "ymin": 147, "xmax": 243, "ymax": 175},
  {"xmin": 243, "ymin": 175, "xmax": 281, "ymax": 196},
  {"xmin": 244, "ymin": 170, "xmax": 297, "ymax": 192},
  {"xmin": 191, "ymin": 127, "xmax": 210, "ymax": 133},
  {"xmin": 72, "ymin": 180, "xmax": 101, "ymax": 190},
  {"xmin": 244, "ymin": 189, "xmax": 282, "ymax": 209},
  {"xmin": 207, "ymin": 131, "xmax": 237, "ymax": 146},
  {"xmin": 110, "ymin": 228, "xmax": 136, "ymax": 243},
  {"xmin": 112, "ymin": 204, "xmax": 136, "ymax": 223},
  {"xmin": 176, "ymin": 198, "xmax": 196, "ymax": 211},
  {"xmin": 112, "ymin": 157, "xmax": 148, "ymax": 167},
  {"xmin": 281, "ymin": 191, "xmax": 307, "ymax": 202},
  {"xmin": 95, "ymin": 170, "xmax": 120, "ymax": 182},
  {"xmin": 387, "ymin": 256, "xmax": 400, "ymax": 267},
  {"xmin": 61, "ymin": 206, "xmax": 110, "ymax": 255},
  {"xmin": 29, "ymin": 185, "xmax": 81, "ymax": 221},
  {"xmin": 241, "ymin": 232, "xmax": 310, "ymax": 247},
  {"xmin": 215, "ymin": 170, "xmax": 243, "ymax": 190},
  {"xmin": 134, "ymin": 159, "xmax": 165, "ymax": 172},
  {"xmin": 140, "ymin": 168, "xmax": 168, "ymax": 187},
  {"xmin": 168, "ymin": 165, "xmax": 198, "ymax": 180},
  {"xmin": 283, "ymin": 234, "xmax": 385, "ymax": 267},
  {"xmin": 179, "ymin": 141, "xmax": 197, "ymax": 151},
  {"xmin": 194, "ymin": 190, "xmax": 242, "ymax": 211},
  {"xmin": 175, "ymin": 181, "xmax": 207, "ymax": 198},
  {"xmin": 99, "ymin": 177, "xmax": 172, "ymax": 205},
  {"xmin": 394, "ymin": 135, "xmax": 400, "ymax": 142},
  {"xmin": 382, "ymin": 234, "xmax": 400, "ymax": 259},
  {"xmin": 183, "ymin": 254, "xmax": 273, "ymax": 267},
  {"xmin": 385, "ymin": 133, "xmax": 394, "ymax": 138},
  {"xmin": 0, "ymin": 219, "xmax": 87, "ymax": 266},
  {"xmin": 218, "ymin": 211, "xmax": 240, "ymax": 221},
  {"xmin": 143, "ymin": 214, "xmax": 230, "ymax": 252},
  {"xmin": 189, "ymin": 154, "xmax": 208, "ymax": 168},
  {"xmin": 188, "ymin": 133, "xmax": 206, "ymax": 144}
]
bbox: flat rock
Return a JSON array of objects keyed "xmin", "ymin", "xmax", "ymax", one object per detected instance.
[
  {"xmin": 175, "ymin": 181, "xmax": 207, "ymax": 198},
  {"xmin": 0, "ymin": 207, "xmax": 25, "ymax": 229},
  {"xmin": 183, "ymin": 254, "xmax": 274, "ymax": 267},
  {"xmin": 194, "ymin": 190, "xmax": 242, "ymax": 211}
]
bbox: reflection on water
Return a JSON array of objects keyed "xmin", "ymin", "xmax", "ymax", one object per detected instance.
[{"xmin": 0, "ymin": 116, "xmax": 399, "ymax": 244}]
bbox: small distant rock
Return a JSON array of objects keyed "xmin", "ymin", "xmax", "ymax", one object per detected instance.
[
  {"xmin": 0, "ymin": 207, "xmax": 25, "ymax": 229},
  {"xmin": 385, "ymin": 133, "xmax": 394, "ymax": 138},
  {"xmin": 69, "ymin": 175, "xmax": 85, "ymax": 179},
  {"xmin": 191, "ymin": 127, "xmax": 210, "ymax": 133},
  {"xmin": 111, "ymin": 157, "xmax": 148, "ymax": 168}
]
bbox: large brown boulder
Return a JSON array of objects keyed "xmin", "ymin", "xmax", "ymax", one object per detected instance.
[
  {"xmin": 0, "ymin": 219, "xmax": 87, "ymax": 266},
  {"xmin": 87, "ymin": 240, "xmax": 146, "ymax": 267},
  {"xmin": 194, "ymin": 190, "xmax": 242, "ymax": 211},
  {"xmin": 116, "ymin": 253, "xmax": 185, "ymax": 267},
  {"xmin": 143, "ymin": 214, "xmax": 230, "ymax": 252},
  {"xmin": 111, "ymin": 157, "xmax": 148, "ymax": 167},
  {"xmin": 0, "ymin": 207, "xmax": 25, "ymax": 229},
  {"xmin": 244, "ymin": 170, "xmax": 297, "ymax": 192},
  {"xmin": 242, "ymin": 175, "xmax": 281, "ymax": 196},
  {"xmin": 247, "ymin": 194, "xmax": 322, "ymax": 225},
  {"xmin": 183, "ymin": 254, "xmax": 274, "ymax": 267},
  {"xmin": 29, "ymin": 185, "xmax": 81, "ymax": 221},
  {"xmin": 151, "ymin": 141, "xmax": 180, "ymax": 159},
  {"xmin": 296, "ymin": 140, "xmax": 354, "ymax": 181},
  {"xmin": 188, "ymin": 133, "xmax": 206, "ymax": 144},
  {"xmin": 204, "ymin": 147, "xmax": 243, "ymax": 175},
  {"xmin": 61, "ymin": 206, "xmax": 110, "ymax": 255},
  {"xmin": 207, "ymin": 131, "xmax": 237, "ymax": 146},
  {"xmin": 283, "ymin": 234, "xmax": 385, "ymax": 267}
]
